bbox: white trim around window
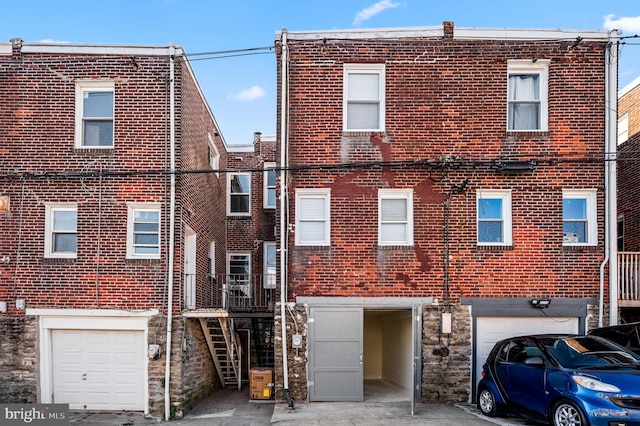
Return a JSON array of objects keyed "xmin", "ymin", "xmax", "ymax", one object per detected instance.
[
  {"xmin": 75, "ymin": 80, "xmax": 115, "ymax": 148},
  {"xmin": 476, "ymin": 190, "xmax": 512, "ymax": 246},
  {"xmin": 295, "ymin": 188, "xmax": 331, "ymax": 246},
  {"xmin": 378, "ymin": 189, "xmax": 413, "ymax": 246},
  {"xmin": 264, "ymin": 162, "xmax": 276, "ymax": 209},
  {"xmin": 264, "ymin": 242, "xmax": 276, "ymax": 289},
  {"xmin": 507, "ymin": 60, "xmax": 549, "ymax": 132},
  {"xmin": 343, "ymin": 63, "xmax": 385, "ymax": 132},
  {"xmin": 126, "ymin": 203, "xmax": 161, "ymax": 259},
  {"xmin": 44, "ymin": 203, "xmax": 78, "ymax": 259},
  {"xmin": 562, "ymin": 189, "xmax": 597, "ymax": 247},
  {"xmin": 227, "ymin": 172, "xmax": 251, "ymax": 216}
]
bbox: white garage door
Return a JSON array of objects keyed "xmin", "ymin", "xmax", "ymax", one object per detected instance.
[
  {"xmin": 52, "ymin": 329, "xmax": 145, "ymax": 410},
  {"xmin": 475, "ymin": 317, "xmax": 579, "ymax": 391}
]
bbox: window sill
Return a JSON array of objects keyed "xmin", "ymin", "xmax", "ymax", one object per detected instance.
[
  {"xmin": 227, "ymin": 214, "xmax": 252, "ymax": 219},
  {"xmin": 341, "ymin": 130, "xmax": 387, "ymax": 137},
  {"xmin": 476, "ymin": 245, "xmax": 514, "ymax": 252},
  {"xmin": 563, "ymin": 245, "xmax": 599, "ymax": 252},
  {"xmin": 125, "ymin": 257, "xmax": 162, "ymax": 263},
  {"xmin": 378, "ymin": 244, "xmax": 413, "ymax": 250},
  {"xmin": 74, "ymin": 147, "xmax": 114, "ymax": 155},
  {"xmin": 504, "ymin": 130, "xmax": 549, "ymax": 138},
  {"xmin": 294, "ymin": 244, "xmax": 331, "ymax": 249},
  {"xmin": 43, "ymin": 257, "xmax": 76, "ymax": 264}
]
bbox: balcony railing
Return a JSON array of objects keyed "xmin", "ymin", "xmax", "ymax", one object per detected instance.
[
  {"xmin": 619, "ymin": 252, "xmax": 640, "ymax": 303},
  {"xmin": 184, "ymin": 273, "xmax": 276, "ymax": 312}
]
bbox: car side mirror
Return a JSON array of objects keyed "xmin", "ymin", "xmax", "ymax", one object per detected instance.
[{"xmin": 524, "ymin": 356, "xmax": 544, "ymax": 367}]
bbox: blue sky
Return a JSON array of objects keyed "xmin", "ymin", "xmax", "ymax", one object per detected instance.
[{"xmin": 3, "ymin": 0, "xmax": 640, "ymax": 145}]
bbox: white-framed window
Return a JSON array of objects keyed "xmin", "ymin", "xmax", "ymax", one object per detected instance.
[
  {"xmin": 562, "ymin": 189, "xmax": 597, "ymax": 246},
  {"xmin": 44, "ymin": 203, "xmax": 78, "ymax": 258},
  {"xmin": 507, "ymin": 60, "xmax": 549, "ymax": 131},
  {"xmin": 75, "ymin": 81, "xmax": 115, "ymax": 148},
  {"xmin": 264, "ymin": 162, "xmax": 276, "ymax": 209},
  {"xmin": 227, "ymin": 173, "xmax": 251, "ymax": 215},
  {"xmin": 208, "ymin": 241, "xmax": 216, "ymax": 277},
  {"xmin": 618, "ymin": 113, "xmax": 629, "ymax": 145},
  {"xmin": 477, "ymin": 190, "xmax": 512, "ymax": 246},
  {"xmin": 343, "ymin": 63, "xmax": 385, "ymax": 131},
  {"xmin": 378, "ymin": 189, "xmax": 413, "ymax": 246},
  {"xmin": 264, "ymin": 242, "xmax": 276, "ymax": 289},
  {"xmin": 126, "ymin": 203, "xmax": 161, "ymax": 259},
  {"xmin": 295, "ymin": 188, "xmax": 331, "ymax": 246},
  {"xmin": 227, "ymin": 252, "xmax": 251, "ymax": 299},
  {"xmin": 208, "ymin": 132, "xmax": 220, "ymax": 175}
]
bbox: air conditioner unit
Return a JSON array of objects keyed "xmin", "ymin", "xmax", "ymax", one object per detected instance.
[{"xmin": 563, "ymin": 232, "xmax": 578, "ymax": 243}]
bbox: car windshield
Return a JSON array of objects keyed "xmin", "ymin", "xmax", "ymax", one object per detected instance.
[{"xmin": 542, "ymin": 336, "xmax": 640, "ymax": 369}]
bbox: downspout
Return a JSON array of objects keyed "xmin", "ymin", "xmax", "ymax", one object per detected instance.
[
  {"xmin": 164, "ymin": 45, "xmax": 177, "ymax": 421},
  {"xmin": 279, "ymin": 29, "xmax": 294, "ymax": 409},
  {"xmin": 604, "ymin": 31, "xmax": 620, "ymax": 326}
]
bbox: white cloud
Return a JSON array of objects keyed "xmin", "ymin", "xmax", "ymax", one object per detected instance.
[
  {"xmin": 353, "ymin": 0, "xmax": 401, "ymax": 26},
  {"xmin": 229, "ymin": 85, "xmax": 266, "ymax": 102},
  {"xmin": 603, "ymin": 14, "xmax": 640, "ymax": 34}
]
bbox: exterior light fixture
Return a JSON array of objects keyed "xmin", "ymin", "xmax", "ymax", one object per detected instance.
[{"xmin": 531, "ymin": 298, "xmax": 551, "ymax": 309}]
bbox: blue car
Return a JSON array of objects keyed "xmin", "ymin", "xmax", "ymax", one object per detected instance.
[{"xmin": 477, "ymin": 334, "xmax": 640, "ymax": 426}]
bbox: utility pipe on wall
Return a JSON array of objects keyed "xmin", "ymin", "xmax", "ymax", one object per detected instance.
[
  {"xmin": 605, "ymin": 30, "xmax": 620, "ymax": 326},
  {"xmin": 164, "ymin": 44, "xmax": 177, "ymax": 421},
  {"xmin": 279, "ymin": 29, "xmax": 294, "ymax": 408}
]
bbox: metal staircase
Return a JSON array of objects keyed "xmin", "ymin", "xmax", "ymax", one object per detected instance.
[{"xmin": 199, "ymin": 318, "xmax": 241, "ymax": 389}]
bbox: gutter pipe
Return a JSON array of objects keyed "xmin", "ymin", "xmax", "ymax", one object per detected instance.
[
  {"xmin": 279, "ymin": 29, "xmax": 294, "ymax": 409},
  {"xmin": 164, "ymin": 45, "xmax": 177, "ymax": 421},
  {"xmin": 603, "ymin": 31, "xmax": 620, "ymax": 326}
]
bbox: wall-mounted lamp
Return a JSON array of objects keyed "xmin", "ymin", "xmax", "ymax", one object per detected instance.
[
  {"xmin": 531, "ymin": 298, "xmax": 551, "ymax": 309},
  {"xmin": 15, "ymin": 299, "xmax": 26, "ymax": 310}
]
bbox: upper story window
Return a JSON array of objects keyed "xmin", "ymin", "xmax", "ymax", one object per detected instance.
[
  {"xmin": 75, "ymin": 81, "xmax": 114, "ymax": 148},
  {"xmin": 477, "ymin": 190, "xmax": 512, "ymax": 246},
  {"xmin": 563, "ymin": 189, "xmax": 597, "ymax": 246},
  {"xmin": 344, "ymin": 64, "xmax": 385, "ymax": 131},
  {"xmin": 228, "ymin": 173, "xmax": 251, "ymax": 215},
  {"xmin": 127, "ymin": 203, "xmax": 161, "ymax": 259},
  {"xmin": 507, "ymin": 60, "xmax": 549, "ymax": 131},
  {"xmin": 44, "ymin": 203, "xmax": 78, "ymax": 258},
  {"xmin": 208, "ymin": 132, "xmax": 220, "ymax": 175},
  {"xmin": 378, "ymin": 189, "xmax": 413, "ymax": 246},
  {"xmin": 264, "ymin": 242, "xmax": 276, "ymax": 289},
  {"xmin": 295, "ymin": 188, "xmax": 331, "ymax": 246},
  {"xmin": 264, "ymin": 163, "xmax": 276, "ymax": 209},
  {"xmin": 618, "ymin": 113, "xmax": 629, "ymax": 145}
]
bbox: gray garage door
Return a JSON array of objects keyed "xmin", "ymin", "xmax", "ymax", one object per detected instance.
[{"xmin": 308, "ymin": 307, "xmax": 363, "ymax": 401}]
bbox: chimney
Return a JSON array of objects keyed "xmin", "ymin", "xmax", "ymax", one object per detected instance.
[
  {"xmin": 10, "ymin": 38, "xmax": 22, "ymax": 59},
  {"xmin": 443, "ymin": 22, "xmax": 454, "ymax": 40}
]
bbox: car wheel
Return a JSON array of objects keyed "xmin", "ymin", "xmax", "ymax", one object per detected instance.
[
  {"xmin": 552, "ymin": 400, "xmax": 587, "ymax": 426},
  {"xmin": 477, "ymin": 387, "xmax": 498, "ymax": 417}
]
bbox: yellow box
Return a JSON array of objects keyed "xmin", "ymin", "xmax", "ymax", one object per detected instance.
[{"xmin": 250, "ymin": 368, "xmax": 274, "ymax": 400}]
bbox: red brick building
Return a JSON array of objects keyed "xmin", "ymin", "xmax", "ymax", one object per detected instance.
[
  {"xmin": 0, "ymin": 39, "xmax": 230, "ymax": 419},
  {"xmin": 273, "ymin": 23, "xmax": 620, "ymax": 405},
  {"xmin": 617, "ymin": 77, "xmax": 640, "ymax": 321}
]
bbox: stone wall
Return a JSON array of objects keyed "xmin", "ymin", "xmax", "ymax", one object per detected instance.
[
  {"xmin": 0, "ymin": 316, "xmax": 37, "ymax": 403},
  {"xmin": 273, "ymin": 304, "xmax": 308, "ymax": 403},
  {"xmin": 421, "ymin": 304, "xmax": 472, "ymax": 403}
]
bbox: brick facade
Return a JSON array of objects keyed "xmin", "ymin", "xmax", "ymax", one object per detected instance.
[
  {"xmin": 0, "ymin": 40, "xmax": 227, "ymax": 419},
  {"xmin": 274, "ymin": 23, "xmax": 614, "ymax": 404}
]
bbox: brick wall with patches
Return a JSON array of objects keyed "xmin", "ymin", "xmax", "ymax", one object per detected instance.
[
  {"xmin": 275, "ymin": 23, "xmax": 610, "ymax": 403},
  {"xmin": 0, "ymin": 40, "xmax": 227, "ymax": 417}
]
